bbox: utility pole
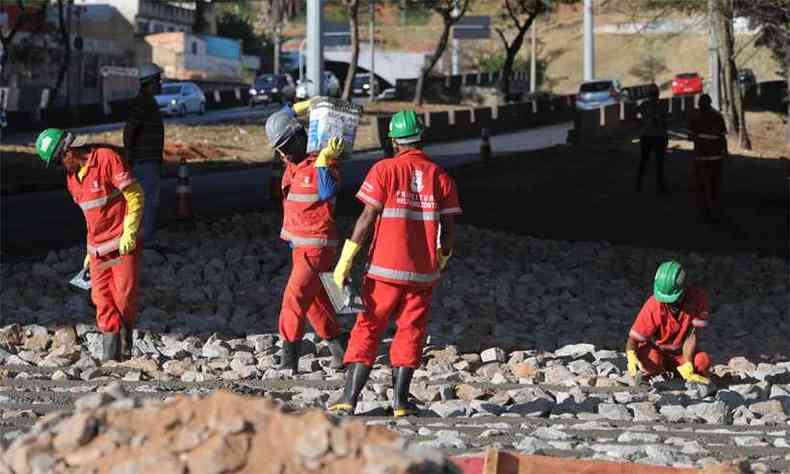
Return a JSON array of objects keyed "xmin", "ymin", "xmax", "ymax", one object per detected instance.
[
  {"xmin": 583, "ymin": 0, "xmax": 594, "ymax": 81},
  {"xmin": 272, "ymin": 0, "xmax": 281, "ymax": 74},
  {"xmin": 369, "ymin": 0, "xmax": 376, "ymax": 101},
  {"xmin": 66, "ymin": 0, "xmax": 73, "ymax": 108},
  {"xmin": 451, "ymin": 5, "xmax": 459, "ymax": 75},
  {"xmin": 306, "ymin": 0, "xmax": 324, "ymax": 97},
  {"xmin": 707, "ymin": 0, "xmax": 720, "ymax": 110},
  {"xmin": 530, "ymin": 15, "xmax": 537, "ymax": 93}
]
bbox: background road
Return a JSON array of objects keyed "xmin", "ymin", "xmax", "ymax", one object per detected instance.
[{"xmin": 1, "ymin": 122, "xmax": 572, "ymax": 259}]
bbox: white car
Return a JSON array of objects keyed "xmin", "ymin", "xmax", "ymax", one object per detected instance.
[
  {"xmin": 156, "ymin": 82, "xmax": 206, "ymax": 116},
  {"xmin": 295, "ymin": 71, "xmax": 341, "ymax": 99}
]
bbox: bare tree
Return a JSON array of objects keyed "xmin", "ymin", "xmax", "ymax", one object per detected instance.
[
  {"xmin": 494, "ymin": 0, "xmax": 546, "ymax": 98},
  {"xmin": 736, "ymin": 0, "xmax": 790, "ymax": 145},
  {"xmin": 341, "ymin": 0, "xmax": 360, "ymax": 100},
  {"xmin": 47, "ymin": 0, "xmax": 70, "ymax": 109},
  {"xmin": 0, "ymin": 0, "xmax": 48, "ymax": 82},
  {"xmin": 410, "ymin": 0, "xmax": 471, "ymax": 106}
]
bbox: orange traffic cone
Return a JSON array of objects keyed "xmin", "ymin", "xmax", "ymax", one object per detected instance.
[
  {"xmin": 270, "ymin": 159, "xmax": 284, "ymax": 204},
  {"xmin": 176, "ymin": 158, "xmax": 193, "ymax": 219}
]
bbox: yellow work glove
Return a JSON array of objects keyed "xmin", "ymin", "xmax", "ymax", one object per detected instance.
[
  {"xmin": 677, "ymin": 361, "xmax": 710, "ymax": 385},
  {"xmin": 83, "ymin": 253, "xmax": 91, "ymax": 269},
  {"xmin": 293, "ymin": 100, "xmax": 311, "ymax": 116},
  {"xmin": 438, "ymin": 249, "xmax": 452, "ymax": 271},
  {"xmin": 119, "ymin": 182, "xmax": 144, "ymax": 255},
  {"xmin": 333, "ymin": 239, "xmax": 360, "ymax": 288},
  {"xmin": 626, "ymin": 350, "xmax": 640, "ymax": 378},
  {"xmin": 315, "ymin": 137, "xmax": 344, "ymax": 167}
]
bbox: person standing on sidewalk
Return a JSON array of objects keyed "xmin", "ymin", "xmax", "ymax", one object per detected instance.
[
  {"xmin": 35, "ymin": 129, "xmax": 144, "ymax": 362},
  {"xmin": 124, "ymin": 63, "xmax": 164, "ymax": 244},
  {"xmin": 626, "ymin": 261, "xmax": 711, "ymax": 386},
  {"xmin": 688, "ymin": 94, "xmax": 727, "ymax": 222},
  {"xmin": 265, "ymin": 109, "xmax": 347, "ymax": 374},
  {"xmin": 635, "ymin": 85, "xmax": 670, "ymax": 194},
  {"xmin": 328, "ymin": 110, "xmax": 462, "ymax": 417}
]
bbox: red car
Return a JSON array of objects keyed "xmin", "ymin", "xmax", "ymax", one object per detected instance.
[{"xmin": 672, "ymin": 73, "xmax": 704, "ymax": 96}]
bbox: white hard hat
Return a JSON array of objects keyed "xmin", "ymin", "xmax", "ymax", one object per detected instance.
[
  {"xmin": 138, "ymin": 63, "xmax": 163, "ymax": 83},
  {"xmin": 265, "ymin": 110, "xmax": 304, "ymax": 150}
]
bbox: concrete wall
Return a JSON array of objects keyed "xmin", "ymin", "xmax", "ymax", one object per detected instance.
[
  {"xmin": 324, "ymin": 45, "xmax": 425, "ymax": 86},
  {"xmin": 570, "ymin": 95, "xmax": 700, "ymax": 144},
  {"xmin": 376, "ymin": 94, "xmax": 575, "ymax": 154}
]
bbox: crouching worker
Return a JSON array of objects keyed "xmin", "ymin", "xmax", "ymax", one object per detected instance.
[
  {"xmin": 626, "ymin": 261, "xmax": 711, "ymax": 385},
  {"xmin": 265, "ymin": 109, "xmax": 347, "ymax": 374},
  {"xmin": 35, "ymin": 129, "xmax": 144, "ymax": 362}
]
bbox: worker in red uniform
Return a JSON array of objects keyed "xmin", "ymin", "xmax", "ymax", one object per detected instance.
[
  {"xmin": 265, "ymin": 108, "xmax": 346, "ymax": 374},
  {"xmin": 329, "ymin": 110, "xmax": 462, "ymax": 417},
  {"xmin": 626, "ymin": 261, "xmax": 711, "ymax": 385},
  {"xmin": 35, "ymin": 128, "xmax": 144, "ymax": 362},
  {"xmin": 688, "ymin": 94, "xmax": 727, "ymax": 222}
]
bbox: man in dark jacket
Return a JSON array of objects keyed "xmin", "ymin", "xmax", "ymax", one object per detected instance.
[{"xmin": 635, "ymin": 85, "xmax": 669, "ymax": 194}]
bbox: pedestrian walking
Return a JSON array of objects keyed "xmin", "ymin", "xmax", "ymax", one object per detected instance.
[
  {"xmin": 35, "ymin": 129, "xmax": 144, "ymax": 362},
  {"xmin": 635, "ymin": 85, "xmax": 670, "ymax": 194},
  {"xmin": 328, "ymin": 110, "xmax": 462, "ymax": 417},
  {"xmin": 626, "ymin": 261, "xmax": 712, "ymax": 386},
  {"xmin": 124, "ymin": 63, "xmax": 164, "ymax": 244},
  {"xmin": 265, "ymin": 108, "xmax": 347, "ymax": 374},
  {"xmin": 688, "ymin": 94, "xmax": 727, "ymax": 222}
]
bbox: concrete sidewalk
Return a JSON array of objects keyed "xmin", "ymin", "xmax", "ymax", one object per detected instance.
[{"xmin": 1, "ymin": 122, "xmax": 571, "ymax": 259}]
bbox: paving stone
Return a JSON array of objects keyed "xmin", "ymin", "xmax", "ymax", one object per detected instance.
[
  {"xmin": 598, "ymin": 403, "xmax": 632, "ymax": 421},
  {"xmin": 734, "ymin": 436, "xmax": 769, "ymax": 447},
  {"xmin": 686, "ymin": 401, "xmax": 730, "ymax": 424},
  {"xmin": 617, "ymin": 432, "xmax": 660, "ymax": 443},
  {"xmin": 480, "ymin": 348, "xmax": 506, "ymax": 364},
  {"xmin": 514, "ymin": 436, "xmax": 551, "ymax": 454},
  {"xmin": 531, "ymin": 427, "xmax": 572, "ymax": 441}
]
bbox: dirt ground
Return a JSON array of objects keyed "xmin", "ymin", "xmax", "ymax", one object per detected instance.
[{"xmin": 332, "ymin": 135, "xmax": 787, "ymax": 258}]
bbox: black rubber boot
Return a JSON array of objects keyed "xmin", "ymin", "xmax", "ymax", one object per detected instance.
[
  {"xmin": 101, "ymin": 332, "xmax": 121, "ymax": 363},
  {"xmin": 328, "ymin": 363, "xmax": 371, "ymax": 416},
  {"xmin": 392, "ymin": 367, "xmax": 418, "ymax": 417},
  {"xmin": 326, "ymin": 337, "xmax": 346, "ymax": 370},
  {"xmin": 119, "ymin": 325, "xmax": 133, "ymax": 361},
  {"xmin": 278, "ymin": 340, "xmax": 301, "ymax": 374}
]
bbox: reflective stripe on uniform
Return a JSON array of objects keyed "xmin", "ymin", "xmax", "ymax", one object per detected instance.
[
  {"xmin": 96, "ymin": 257, "xmax": 123, "ymax": 271},
  {"xmin": 87, "ymin": 237, "xmax": 121, "ymax": 256},
  {"xmin": 695, "ymin": 155, "xmax": 724, "ymax": 161},
  {"xmin": 628, "ymin": 329, "xmax": 647, "ymax": 342},
  {"xmin": 440, "ymin": 207, "xmax": 462, "ymax": 215},
  {"xmin": 356, "ymin": 191, "xmax": 382, "ymax": 209},
  {"xmin": 286, "ymin": 192, "xmax": 320, "ymax": 203},
  {"xmin": 280, "ymin": 229, "xmax": 337, "ymax": 247},
  {"xmin": 381, "ymin": 208, "xmax": 440, "ymax": 221},
  {"xmin": 78, "ymin": 190, "xmax": 122, "ymax": 211},
  {"xmin": 367, "ymin": 264, "xmax": 439, "ymax": 283},
  {"xmin": 692, "ymin": 319, "xmax": 707, "ymax": 328},
  {"xmin": 658, "ymin": 343, "xmax": 680, "ymax": 351}
]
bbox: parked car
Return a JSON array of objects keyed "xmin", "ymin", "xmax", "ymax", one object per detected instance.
[
  {"xmin": 249, "ymin": 74, "xmax": 295, "ymax": 107},
  {"xmin": 575, "ymin": 79, "xmax": 625, "ymax": 110},
  {"xmin": 738, "ymin": 68, "xmax": 757, "ymax": 93},
  {"xmin": 352, "ymin": 73, "xmax": 380, "ymax": 96},
  {"xmin": 295, "ymin": 71, "xmax": 341, "ymax": 99},
  {"xmin": 672, "ymin": 72, "xmax": 703, "ymax": 96},
  {"xmin": 156, "ymin": 82, "xmax": 206, "ymax": 116}
]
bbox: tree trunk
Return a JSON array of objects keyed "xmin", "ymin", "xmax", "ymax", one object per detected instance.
[
  {"xmin": 48, "ymin": 0, "xmax": 70, "ymax": 110},
  {"xmin": 786, "ymin": 42, "xmax": 790, "ymax": 147},
  {"xmin": 414, "ymin": 18, "xmax": 452, "ymax": 106},
  {"xmin": 721, "ymin": 1, "xmax": 750, "ymax": 149},
  {"xmin": 500, "ymin": 18, "xmax": 533, "ymax": 99},
  {"xmin": 342, "ymin": 1, "xmax": 360, "ymax": 101}
]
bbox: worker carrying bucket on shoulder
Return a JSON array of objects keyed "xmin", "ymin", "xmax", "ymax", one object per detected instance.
[
  {"xmin": 264, "ymin": 101, "xmax": 349, "ymax": 375},
  {"xmin": 35, "ymin": 128, "xmax": 144, "ymax": 363}
]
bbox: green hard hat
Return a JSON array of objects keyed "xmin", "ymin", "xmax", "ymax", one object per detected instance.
[
  {"xmin": 654, "ymin": 260, "xmax": 686, "ymax": 304},
  {"xmin": 35, "ymin": 128, "xmax": 68, "ymax": 167},
  {"xmin": 388, "ymin": 110, "xmax": 424, "ymax": 140}
]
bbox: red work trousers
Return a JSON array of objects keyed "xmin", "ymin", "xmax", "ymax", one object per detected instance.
[
  {"xmin": 694, "ymin": 158, "xmax": 723, "ymax": 217},
  {"xmin": 278, "ymin": 246, "xmax": 341, "ymax": 343},
  {"xmin": 90, "ymin": 247, "xmax": 140, "ymax": 334},
  {"xmin": 344, "ymin": 277, "xmax": 434, "ymax": 369},
  {"xmin": 636, "ymin": 342, "xmax": 711, "ymax": 377}
]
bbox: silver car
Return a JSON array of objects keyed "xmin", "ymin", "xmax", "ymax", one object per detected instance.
[{"xmin": 156, "ymin": 82, "xmax": 206, "ymax": 116}]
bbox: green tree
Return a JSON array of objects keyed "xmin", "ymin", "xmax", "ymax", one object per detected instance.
[{"xmin": 216, "ymin": 8, "xmax": 272, "ymax": 73}]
